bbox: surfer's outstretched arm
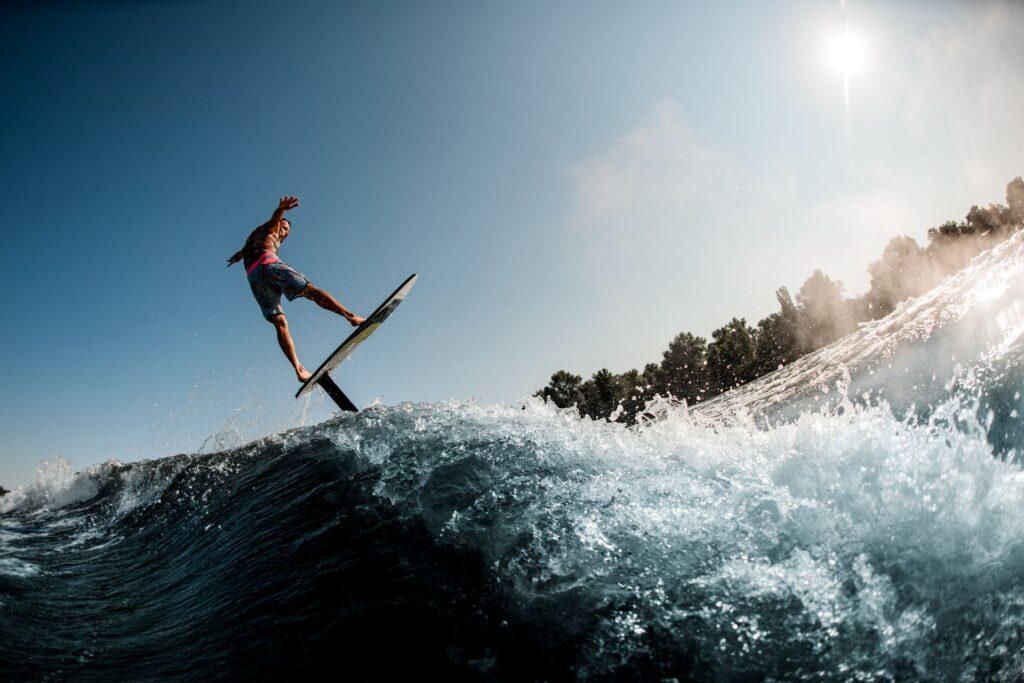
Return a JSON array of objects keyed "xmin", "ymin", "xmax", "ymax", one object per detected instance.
[
  {"xmin": 226, "ymin": 196, "xmax": 300, "ymax": 267},
  {"xmin": 299, "ymin": 284, "xmax": 366, "ymax": 327},
  {"xmin": 267, "ymin": 195, "xmax": 299, "ymax": 231}
]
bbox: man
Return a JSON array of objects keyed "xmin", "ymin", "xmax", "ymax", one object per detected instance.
[{"xmin": 227, "ymin": 196, "xmax": 365, "ymax": 382}]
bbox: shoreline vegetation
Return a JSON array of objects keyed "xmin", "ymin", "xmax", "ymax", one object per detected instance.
[{"xmin": 537, "ymin": 177, "xmax": 1024, "ymax": 423}]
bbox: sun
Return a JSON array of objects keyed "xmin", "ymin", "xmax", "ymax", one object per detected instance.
[{"xmin": 827, "ymin": 32, "xmax": 866, "ymax": 77}]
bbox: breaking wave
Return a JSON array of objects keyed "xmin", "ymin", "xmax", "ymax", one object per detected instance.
[{"xmin": 6, "ymin": 235, "xmax": 1024, "ymax": 680}]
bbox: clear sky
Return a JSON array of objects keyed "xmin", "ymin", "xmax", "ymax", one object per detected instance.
[{"xmin": 2, "ymin": 0, "xmax": 1022, "ymax": 486}]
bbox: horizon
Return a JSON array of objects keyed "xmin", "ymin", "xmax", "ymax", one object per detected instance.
[{"xmin": 3, "ymin": 0, "xmax": 1024, "ymax": 487}]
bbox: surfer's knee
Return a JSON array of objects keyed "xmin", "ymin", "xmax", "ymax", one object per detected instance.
[
  {"xmin": 299, "ymin": 283, "xmax": 321, "ymax": 299},
  {"xmin": 269, "ymin": 313, "xmax": 288, "ymax": 329}
]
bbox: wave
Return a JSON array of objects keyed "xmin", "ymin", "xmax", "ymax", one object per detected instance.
[
  {"xmin": 5, "ymin": 235, "xmax": 1024, "ymax": 679},
  {"xmin": 0, "ymin": 458, "xmax": 105, "ymax": 515}
]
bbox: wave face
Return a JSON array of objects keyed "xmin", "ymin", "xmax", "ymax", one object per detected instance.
[{"xmin": 6, "ymin": 237, "xmax": 1024, "ymax": 680}]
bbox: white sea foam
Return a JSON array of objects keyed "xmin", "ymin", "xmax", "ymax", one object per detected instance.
[
  {"xmin": 356, "ymin": 391, "xmax": 1024, "ymax": 677},
  {"xmin": 55, "ymin": 526, "xmax": 106, "ymax": 552},
  {"xmin": 0, "ymin": 458, "xmax": 101, "ymax": 514}
]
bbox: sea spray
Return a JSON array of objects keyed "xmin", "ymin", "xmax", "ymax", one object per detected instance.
[
  {"xmin": 6, "ymin": 239, "xmax": 1024, "ymax": 678},
  {"xmin": 2, "ymin": 396, "xmax": 1024, "ymax": 679}
]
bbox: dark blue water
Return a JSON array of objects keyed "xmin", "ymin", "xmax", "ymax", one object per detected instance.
[
  {"xmin": 6, "ymin": 235, "xmax": 1024, "ymax": 680},
  {"xmin": 0, "ymin": 426, "xmax": 515, "ymax": 679}
]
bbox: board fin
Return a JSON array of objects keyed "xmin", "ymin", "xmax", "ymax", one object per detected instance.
[{"xmin": 316, "ymin": 374, "xmax": 358, "ymax": 412}]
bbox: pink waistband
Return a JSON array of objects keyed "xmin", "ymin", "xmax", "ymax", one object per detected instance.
[{"xmin": 245, "ymin": 252, "xmax": 280, "ymax": 275}]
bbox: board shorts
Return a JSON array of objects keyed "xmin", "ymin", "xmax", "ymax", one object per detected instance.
[{"xmin": 247, "ymin": 261, "xmax": 310, "ymax": 321}]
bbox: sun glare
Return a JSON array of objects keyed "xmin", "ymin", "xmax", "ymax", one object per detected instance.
[{"xmin": 827, "ymin": 32, "xmax": 866, "ymax": 76}]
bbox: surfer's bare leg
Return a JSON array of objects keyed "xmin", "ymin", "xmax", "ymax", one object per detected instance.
[
  {"xmin": 270, "ymin": 314, "xmax": 312, "ymax": 382},
  {"xmin": 299, "ymin": 284, "xmax": 366, "ymax": 327}
]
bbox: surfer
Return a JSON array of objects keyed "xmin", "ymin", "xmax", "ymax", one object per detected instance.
[{"xmin": 227, "ymin": 196, "xmax": 366, "ymax": 382}]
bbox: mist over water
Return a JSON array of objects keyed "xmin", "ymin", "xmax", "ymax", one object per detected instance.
[{"xmin": 5, "ymin": 236, "xmax": 1024, "ymax": 679}]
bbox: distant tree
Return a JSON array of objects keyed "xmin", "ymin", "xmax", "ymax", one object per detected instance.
[
  {"xmin": 659, "ymin": 332, "xmax": 707, "ymax": 402},
  {"xmin": 640, "ymin": 362, "xmax": 667, "ymax": 397},
  {"xmin": 706, "ymin": 318, "xmax": 757, "ymax": 395},
  {"xmin": 844, "ymin": 292, "xmax": 875, "ymax": 326},
  {"xmin": 796, "ymin": 270, "xmax": 853, "ymax": 350},
  {"xmin": 536, "ymin": 370, "xmax": 585, "ymax": 409},
  {"xmin": 1008, "ymin": 177, "xmax": 1024, "ymax": 225},
  {"xmin": 753, "ymin": 288, "xmax": 802, "ymax": 375},
  {"xmin": 614, "ymin": 368, "xmax": 645, "ymax": 423},
  {"xmin": 581, "ymin": 369, "xmax": 622, "ymax": 420},
  {"xmin": 924, "ymin": 220, "xmax": 989, "ymax": 275},
  {"xmin": 927, "ymin": 219, "xmax": 970, "ymax": 244},
  {"xmin": 609, "ymin": 362, "xmax": 672, "ymax": 423},
  {"xmin": 866, "ymin": 236, "xmax": 930, "ymax": 317},
  {"xmin": 965, "ymin": 204, "xmax": 1009, "ymax": 237}
]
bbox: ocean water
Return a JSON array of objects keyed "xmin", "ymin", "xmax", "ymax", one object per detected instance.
[{"xmin": 5, "ymin": 236, "xmax": 1024, "ymax": 680}]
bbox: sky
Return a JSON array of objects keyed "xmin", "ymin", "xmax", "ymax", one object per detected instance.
[{"xmin": 1, "ymin": 0, "xmax": 1022, "ymax": 486}]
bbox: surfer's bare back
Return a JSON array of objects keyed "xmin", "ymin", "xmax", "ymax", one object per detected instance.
[{"xmin": 227, "ymin": 196, "xmax": 366, "ymax": 383}]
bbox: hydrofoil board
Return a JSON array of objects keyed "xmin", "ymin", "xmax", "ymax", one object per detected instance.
[{"xmin": 296, "ymin": 273, "xmax": 418, "ymax": 410}]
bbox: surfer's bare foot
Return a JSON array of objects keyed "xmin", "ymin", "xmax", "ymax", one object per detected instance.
[
  {"xmin": 349, "ymin": 315, "xmax": 366, "ymax": 327},
  {"xmin": 296, "ymin": 366, "xmax": 312, "ymax": 382}
]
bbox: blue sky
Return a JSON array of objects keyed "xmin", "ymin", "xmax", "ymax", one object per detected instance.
[{"xmin": 2, "ymin": 0, "xmax": 1022, "ymax": 486}]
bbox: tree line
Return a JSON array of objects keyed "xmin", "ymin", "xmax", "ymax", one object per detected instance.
[{"xmin": 536, "ymin": 177, "xmax": 1024, "ymax": 422}]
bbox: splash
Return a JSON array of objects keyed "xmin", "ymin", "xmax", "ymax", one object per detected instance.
[
  {"xmin": 0, "ymin": 457, "xmax": 102, "ymax": 514},
  {"xmin": 5, "ymin": 238, "xmax": 1024, "ymax": 678}
]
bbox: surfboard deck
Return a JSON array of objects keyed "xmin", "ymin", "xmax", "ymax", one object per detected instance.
[{"xmin": 295, "ymin": 273, "xmax": 419, "ymax": 406}]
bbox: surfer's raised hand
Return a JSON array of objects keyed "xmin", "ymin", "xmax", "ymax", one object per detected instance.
[{"xmin": 266, "ymin": 196, "xmax": 300, "ymax": 233}]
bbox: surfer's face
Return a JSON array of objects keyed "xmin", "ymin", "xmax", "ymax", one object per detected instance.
[{"xmin": 280, "ymin": 219, "xmax": 291, "ymax": 240}]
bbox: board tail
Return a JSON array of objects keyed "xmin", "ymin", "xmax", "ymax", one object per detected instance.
[{"xmin": 316, "ymin": 374, "xmax": 358, "ymax": 412}]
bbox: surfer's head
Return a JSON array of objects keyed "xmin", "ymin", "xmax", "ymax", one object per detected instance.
[{"xmin": 280, "ymin": 218, "xmax": 292, "ymax": 240}]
